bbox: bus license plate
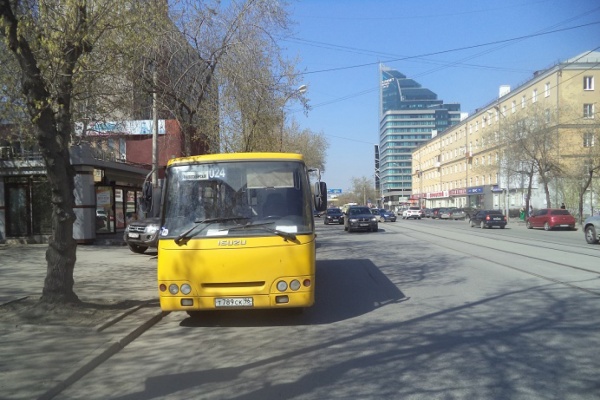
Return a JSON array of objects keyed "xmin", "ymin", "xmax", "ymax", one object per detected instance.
[{"xmin": 215, "ymin": 297, "xmax": 253, "ymax": 307}]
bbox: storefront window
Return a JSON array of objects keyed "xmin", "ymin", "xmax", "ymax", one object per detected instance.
[{"xmin": 96, "ymin": 186, "xmax": 113, "ymax": 233}]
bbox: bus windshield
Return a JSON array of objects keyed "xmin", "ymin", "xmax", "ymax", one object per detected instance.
[{"xmin": 161, "ymin": 160, "xmax": 314, "ymax": 239}]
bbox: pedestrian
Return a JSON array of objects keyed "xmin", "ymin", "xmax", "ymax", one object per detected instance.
[
  {"xmin": 528, "ymin": 205, "xmax": 533, "ymax": 217},
  {"xmin": 560, "ymin": 203, "xmax": 566, "ymax": 209}
]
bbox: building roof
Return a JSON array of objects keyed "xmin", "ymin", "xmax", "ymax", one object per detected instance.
[{"xmin": 566, "ymin": 50, "xmax": 600, "ymax": 64}]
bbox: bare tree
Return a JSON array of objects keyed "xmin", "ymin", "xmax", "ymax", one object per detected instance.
[
  {"xmin": 284, "ymin": 120, "xmax": 327, "ymax": 171},
  {"xmin": 0, "ymin": 0, "xmax": 164, "ymax": 304},
  {"xmin": 135, "ymin": 0, "xmax": 305, "ymax": 155},
  {"xmin": 560, "ymin": 118, "xmax": 600, "ymax": 223},
  {"xmin": 481, "ymin": 104, "xmax": 562, "ymax": 212},
  {"xmin": 349, "ymin": 176, "xmax": 378, "ymax": 206}
]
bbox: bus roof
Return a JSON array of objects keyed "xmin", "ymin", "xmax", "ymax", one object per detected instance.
[{"xmin": 167, "ymin": 152, "xmax": 305, "ymax": 167}]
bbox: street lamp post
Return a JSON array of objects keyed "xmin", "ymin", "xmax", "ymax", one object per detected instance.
[{"xmin": 280, "ymin": 84, "xmax": 307, "ymax": 151}]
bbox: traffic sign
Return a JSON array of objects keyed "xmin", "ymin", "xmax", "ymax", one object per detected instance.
[{"xmin": 327, "ymin": 189, "xmax": 342, "ymax": 194}]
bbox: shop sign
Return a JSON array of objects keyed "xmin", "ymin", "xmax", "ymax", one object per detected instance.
[
  {"xmin": 450, "ymin": 188, "xmax": 467, "ymax": 196},
  {"xmin": 467, "ymin": 187, "xmax": 484, "ymax": 194}
]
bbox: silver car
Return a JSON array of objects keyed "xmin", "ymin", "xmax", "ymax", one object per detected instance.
[
  {"xmin": 123, "ymin": 217, "xmax": 160, "ymax": 253},
  {"xmin": 583, "ymin": 215, "xmax": 600, "ymax": 244}
]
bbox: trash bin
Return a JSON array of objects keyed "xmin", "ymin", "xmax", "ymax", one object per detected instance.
[{"xmin": 519, "ymin": 210, "xmax": 525, "ymax": 221}]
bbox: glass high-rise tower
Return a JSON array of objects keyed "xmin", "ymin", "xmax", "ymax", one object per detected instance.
[{"xmin": 378, "ymin": 64, "xmax": 461, "ymax": 209}]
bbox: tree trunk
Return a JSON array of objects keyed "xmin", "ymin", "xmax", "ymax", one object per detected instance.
[
  {"xmin": 1, "ymin": 2, "xmax": 81, "ymax": 304},
  {"xmin": 35, "ymin": 98, "xmax": 79, "ymax": 304}
]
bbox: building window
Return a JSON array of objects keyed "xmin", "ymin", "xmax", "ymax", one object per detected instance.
[
  {"xmin": 584, "ymin": 132, "xmax": 596, "ymax": 147},
  {"xmin": 584, "ymin": 76, "xmax": 594, "ymax": 90},
  {"xmin": 532, "ymin": 89, "xmax": 538, "ymax": 103},
  {"xmin": 521, "ymin": 95, "xmax": 526, "ymax": 108},
  {"xmin": 511, "ymin": 101, "xmax": 516, "ymax": 113},
  {"xmin": 545, "ymin": 82, "xmax": 550, "ymax": 97},
  {"xmin": 584, "ymin": 103, "xmax": 594, "ymax": 119}
]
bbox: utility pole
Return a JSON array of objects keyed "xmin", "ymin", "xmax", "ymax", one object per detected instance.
[{"xmin": 152, "ymin": 68, "xmax": 158, "ymax": 189}]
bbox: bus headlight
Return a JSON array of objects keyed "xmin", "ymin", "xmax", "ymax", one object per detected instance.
[
  {"xmin": 180, "ymin": 284, "xmax": 192, "ymax": 295},
  {"xmin": 169, "ymin": 284, "xmax": 179, "ymax": 294},
  {"xmin": 276, "ymin": 280, "xmax": 288, "ymax": 292},
  {"xmin": 290, "ymin": 280, "xmax": 301, "ymax": 291}
]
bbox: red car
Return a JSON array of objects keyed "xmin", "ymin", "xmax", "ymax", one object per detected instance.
[{"xmin": 526, "ymin": 208, "xmax": 576, "ymax": 231}]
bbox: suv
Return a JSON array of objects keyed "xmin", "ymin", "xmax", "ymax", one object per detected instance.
[
  {"xmin": 123, "ymin": 217, "xmax": 160, "ymax": 253},
  {"xmin": 403, "ymin": 207, "xmax": 422, "ymax": 220},
  {"xmin": 344, "ymin": 206, "xmax": 378, "ymax": 232}
]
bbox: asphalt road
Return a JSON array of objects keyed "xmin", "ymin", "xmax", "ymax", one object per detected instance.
[{"xmin": 56, "ymin": 218, "xmax": 600, "ymax": 400}]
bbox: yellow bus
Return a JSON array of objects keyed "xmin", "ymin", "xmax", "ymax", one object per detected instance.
[{"xmin": 156, "ymin": 152, "xmax": 327, "ymax": 315}]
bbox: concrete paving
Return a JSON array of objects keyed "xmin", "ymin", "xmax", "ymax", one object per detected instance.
[{"xmin": 0, "ymin": 239, "xmax": 165, "ymax": 400}]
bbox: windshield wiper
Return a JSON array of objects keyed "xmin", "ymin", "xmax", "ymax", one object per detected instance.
[
  {"xmin": 225, "ymin": 222, "xmax": 297, "ymax": 242},
  {"xmin": 174, "ymin": 216, "xmax": 250, "ymax": 245}
]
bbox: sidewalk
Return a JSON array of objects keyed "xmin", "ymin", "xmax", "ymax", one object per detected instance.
[{"xmin": 0, "ymin": 242, "xmax": 166, "ymax": 400}]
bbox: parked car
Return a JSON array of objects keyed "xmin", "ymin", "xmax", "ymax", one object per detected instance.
[
  {"xmin": 449, "ymin": 208, "xmax": 467, "ymax": 220},
  {"xmin": 423, "ymin": 208, "xmax": 433, "ymax": 218},
  {"xmin": 583, "ymin": 214, "xmax": 600, "ymax": 244},
  {"xmin": 526, "ymin": 208, "xmax": 576, "ymax": 231},
  {"xmin": 460, "ymin": 207, "xmax": 479, "ymax": 220},
  {"xmin": 123, "ymin": 217, "xmax": 160, "ymax": 253},
  {"xmin": 344, "ymin": 206, "xmax": 378, "ymax": 232},
  {"xmin": 438, "ymin": 207, "xmax": 454, "ymax": 219},
  {"xmin": 372, "ymin": 208, "xmax": 397, "ymax": 222},
  {"xmin": 324, "ymin": 207, "xmax": 344, "ymax": 225},
  {"xmin": 95, "ymin": 209, "xmax": 107, "ymax": 230},
  {"xmin": 430, "ymin": 208, "xmax": 442, "ymax": 219},
  {"xmin": 403, "ymin": 206, "xmax": 422, "ymax": 220},
  {"xmin": 469, "ymin": 210, "xmax": 507, "ymax": 229}
]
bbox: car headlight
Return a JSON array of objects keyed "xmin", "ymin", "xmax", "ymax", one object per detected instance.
[
  {"xmin": 371, "ymin": 217, "xmax": 377, "ymax": 222},
  {"xmin": 146, "ymin": 225, "xmax": 160, "ymax": 234},
  {"xmin": 349, "ymin": 218, "xmax": 358, "ymax": 223}
]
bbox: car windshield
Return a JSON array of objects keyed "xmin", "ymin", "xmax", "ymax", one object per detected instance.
[
  {"xmin": 327, "ymin": 208, "xmax": 342, "ymax": 214},
  {"xmin": 349, "ymin": 207, "xmax": 371, "ymax": 215},
  {"xmin": 552, "ymin": 210, "xmax": 571, "ymax": 215}
]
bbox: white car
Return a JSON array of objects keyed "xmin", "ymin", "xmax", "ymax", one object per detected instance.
[{"xmin": 403, "ymin": 207, "xmax": 422, "ymax": 220}]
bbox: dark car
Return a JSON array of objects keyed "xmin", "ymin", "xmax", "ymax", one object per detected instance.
[
  {"xmin": 526, "ymin": 208, "xmax": 576, "ymax": 231},
  {"xmin": 583, "ymin": 214, "xmax": 600, "ymax": 244},
  {"xmin": 372, "ymin": 208, "xmax": 397, "ymax": 222},
  {"xmin": 123, "ymin": 217, "xmax": 160, "ymax": 253},
  {"xmin": 324, "ymin": 207, "xmax": 344, "ymax": 225},
  {"xmin": 344, "ymin": 206, "xmax": 378, "ymax": 232},
  {"xmin": 430, "ymin": 208, "xmax": 442, "ymax": 219},
  {"xmin": 469, "ymin": 210, "xmax": 507, "ymax": 229}
]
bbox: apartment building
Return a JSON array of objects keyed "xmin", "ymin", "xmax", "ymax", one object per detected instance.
[{"xmin": 411, "ymin": 51, "xmax": 600, "ymax": 218}]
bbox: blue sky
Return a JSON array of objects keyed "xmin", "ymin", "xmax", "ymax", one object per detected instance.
[{"xmin": 279, "ymin": 0, "xmax": 600, "ymax": 193}]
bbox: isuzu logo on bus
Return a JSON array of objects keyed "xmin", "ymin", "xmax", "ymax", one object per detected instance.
[{"xmin": 218, "ymin": 239, "xmax": 247, "ymax": 246}]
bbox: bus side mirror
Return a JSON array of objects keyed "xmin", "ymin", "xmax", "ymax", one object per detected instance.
[{"xmin": 314, "ymin": 181, "xmax": 327, "ymax": 212}]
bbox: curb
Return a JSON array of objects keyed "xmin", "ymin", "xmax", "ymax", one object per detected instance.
[{"xmin": 38, "ymin": 309, "xmax": 168, "ymax": 400}]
